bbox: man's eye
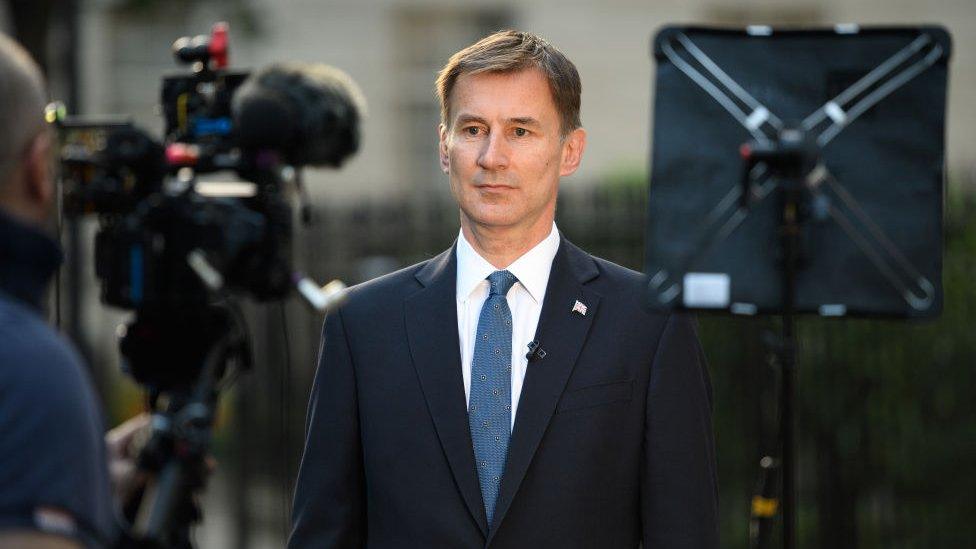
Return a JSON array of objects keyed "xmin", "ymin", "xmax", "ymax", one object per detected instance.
[
  {"xmin": 465, "ymin": 127, "xmax": 481, "ymax": 136},
  {"xmin": 513, "ymin": 127, "xmax": 528, "ymax": 137}
]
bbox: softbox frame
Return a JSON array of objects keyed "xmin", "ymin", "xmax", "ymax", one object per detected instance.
[{"xmin": 644, "ymin": 25, "xmax": 951, "ymax": 318}]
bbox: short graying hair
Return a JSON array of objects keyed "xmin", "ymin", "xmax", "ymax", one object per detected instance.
[
  {"xmin": 0, "ymin": 32, "xmax": 47, "ymax": 186},
  {"xmin": 435, "ymin": 30, "xmax": 582, "ymax": 136}
]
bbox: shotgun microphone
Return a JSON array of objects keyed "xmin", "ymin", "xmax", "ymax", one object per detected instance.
[{"xmin": 232, "ymin": 62, "xmax": 366, "ymax": 168}]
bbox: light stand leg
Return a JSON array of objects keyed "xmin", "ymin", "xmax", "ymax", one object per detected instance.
[
  {"xmin": 780, "ymin": 313, "xmax": 797, "ymax": 549},
  {"xmin": 779, "ymin": 189, "xmax": 801, "ymax": 549}
]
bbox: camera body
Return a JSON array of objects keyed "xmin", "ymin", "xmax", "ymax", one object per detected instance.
[{"xmin": 52, "ymin": 22, "xmax": 362, "ymax": 393}]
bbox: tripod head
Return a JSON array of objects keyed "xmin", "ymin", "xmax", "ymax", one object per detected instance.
[{"xmin": 739, "ymin": 127, "xmax": 820, "ymax": 208}]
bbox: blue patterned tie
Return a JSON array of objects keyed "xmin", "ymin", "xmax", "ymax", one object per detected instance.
[{"xmin": 469, "ymin": 270, "xmax": 517, "ymax": 526}]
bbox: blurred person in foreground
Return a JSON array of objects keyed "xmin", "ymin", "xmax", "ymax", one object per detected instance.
[
  {"xmin": 290, "ymin": 30, "xmax": 718, "ymax": 548},
  {"xmin": 0, "ymin": 32, "xmax": 146, "ymax": 548}
]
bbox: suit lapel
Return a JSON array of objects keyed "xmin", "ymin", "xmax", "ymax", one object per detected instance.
[
  {"xmin": 487, "ymin": 239, "xmax": 601, "ymax": 542},
  {"xmin": 404, "ymin": 245, "xmax": 489, "ymax": 536}
]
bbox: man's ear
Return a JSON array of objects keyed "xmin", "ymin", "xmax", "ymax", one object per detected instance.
[
  {"xmin": 24, "ymin": 131, "xmax": 54, "ymax": 210},
  {"xmin": 438, "ymin": 123, "xmax": 450, "ymax": 174},
  {"xmin": 559, "ymin": 127, "xmax": 586, "ymax": 177}
]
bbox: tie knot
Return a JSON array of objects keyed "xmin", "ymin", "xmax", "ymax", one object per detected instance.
[{"xmin": 487, "ymin": 270, "xmax": 517, "ymax": 297}]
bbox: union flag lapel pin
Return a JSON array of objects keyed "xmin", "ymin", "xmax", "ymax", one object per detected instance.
[{"xmin": 571, "ymin": 300, "xmax": 588, "ymax": 316}]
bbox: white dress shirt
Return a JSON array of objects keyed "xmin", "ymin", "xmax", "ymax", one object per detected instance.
[{"xmin": 456, "ymin": 223, "xmax": 560, "ymax": 430}]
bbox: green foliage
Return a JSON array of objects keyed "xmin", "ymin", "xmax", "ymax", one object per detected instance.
[{"xmin": 599, "ymin": 162, "xmax": 649, "ymax": 192}]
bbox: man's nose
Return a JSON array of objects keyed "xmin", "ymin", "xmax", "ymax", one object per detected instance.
[{"xmin": 477, "ymin": 131, "xmax": 509, "ymax": 171}]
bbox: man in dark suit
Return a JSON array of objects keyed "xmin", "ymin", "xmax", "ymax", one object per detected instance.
[{"xmin": 290, "ymin": 30, "xmax": 718, "ymax": 548}]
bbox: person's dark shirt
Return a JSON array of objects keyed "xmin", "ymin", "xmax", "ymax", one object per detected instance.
[{"xmin": 0, "ymin": 209, "xmax": 117, "ymax": 547}]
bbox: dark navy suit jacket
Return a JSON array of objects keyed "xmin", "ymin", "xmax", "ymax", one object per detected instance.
[{"xmin": 289, "ymin": 238, "xmax": 718, "ymax": 548}]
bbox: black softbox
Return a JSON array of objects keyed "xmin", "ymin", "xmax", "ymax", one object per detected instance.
[{"xmin": 644, "ymin": 26, "xmax": 951, "ymax": 318}]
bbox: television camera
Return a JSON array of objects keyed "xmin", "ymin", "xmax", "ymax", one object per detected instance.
[{"xmin": 49, "ymin": 22, "xmax": 363, "ymax": 547}]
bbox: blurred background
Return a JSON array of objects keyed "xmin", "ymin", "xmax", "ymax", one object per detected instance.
[{"xmin": 2, "ymin": 0, "xmax": 974, "ymax": 547}]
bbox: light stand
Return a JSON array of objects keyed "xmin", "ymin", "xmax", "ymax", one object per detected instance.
[{"xmin": 644, "ymin": 25, "xmax": 951, "ymax": 549}]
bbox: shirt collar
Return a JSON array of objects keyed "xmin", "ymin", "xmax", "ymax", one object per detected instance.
[{"xmin": 456, "ymin": 222, "xmax": 560, "ymax": 304}]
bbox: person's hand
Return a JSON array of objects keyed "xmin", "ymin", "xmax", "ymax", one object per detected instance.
[{"xmin": 105, "ymin": 413, "xmax": 151, "ymax": 507}]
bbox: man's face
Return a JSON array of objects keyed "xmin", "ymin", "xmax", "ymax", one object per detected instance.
[{"xmin": 439, "ymin": 68, "xmax": 585, "ymax": 235}]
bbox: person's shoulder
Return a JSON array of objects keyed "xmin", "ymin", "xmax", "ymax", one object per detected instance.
[
  {"xmin": 566, "ymin": 244, "xmax": 700, "ymax": 349},
  {"xmin": 335, "ymin": 253, "xmax": 442, "ymax": 325},
  {"xmin": 563, "ymin": 240, "xmax": 645, "ymax": 292},
  {"xmin": 345, "ymin": 259, "xmax": 427, "ymax": 304},
  {"xmin": 0, "ymin": 294, "xmax": 101, "ymax": 428},
  {"xmin": 0, "ymin": 295, "xmax": 114, "ymax": 547},
  {"xmin": 592, "ymin": 255, "xmax": 645, "ymax": 286},
  {"xmin": 562, "ymin": 241, "xmax": 673, "ymax": 326},
  {"xmin": 0, "ymin": 294, "xmax": 84, "ymax": 380}
]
